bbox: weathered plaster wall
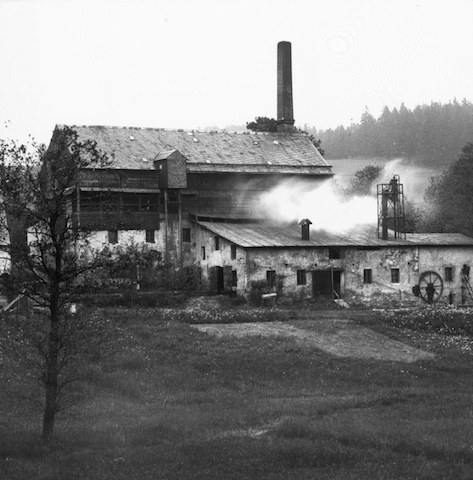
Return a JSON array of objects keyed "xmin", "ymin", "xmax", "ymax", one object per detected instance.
[
  {"xmin": 193, "ymin": 225, "xmax": 247, "ymax": 293},
  {"xmin": 417, "ymin": 246, "xmax": 473, "ymax": 305},
  {"xmin": 342, "ymin": 247, "xmax": 418, "ymax": 307},
  {"xmin": 245, "ymin": 247, "xmax": 329, "ymax": 299},
  {"xmin": 82, "ymin": 218, "xmax": 181, "ymax": 264},
  {"xmin": 84, "ymin": 230, "xmax": 161, "ymax": 254}
]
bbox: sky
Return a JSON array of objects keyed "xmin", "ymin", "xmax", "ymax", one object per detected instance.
[{"xmin": 1, "ymin": 0, "xmax": 473, "ymax": 146}]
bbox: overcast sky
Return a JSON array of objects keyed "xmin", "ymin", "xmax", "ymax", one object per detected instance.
[{"xmin": 1, "ymin": 0, "xmax": 473, "ymax": 145}]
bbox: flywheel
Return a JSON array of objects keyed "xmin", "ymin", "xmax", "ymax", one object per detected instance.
[{"xmin": 418, "ymin": 271, "xmax": 443, "ymax": 304}]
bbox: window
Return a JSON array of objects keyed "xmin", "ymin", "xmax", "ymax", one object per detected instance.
[
  {"xmin": 201, "ymin": 246, "xmax": 206, "ymax": 260},
  {"xmin": 363, "ymin": 269, "xmax": 372, "ymax": 284},
  {"xmin": 391, "ymin": 268, "xmax": 400, "ymax": 283},
  {"xmin": 214, "ymin": 236, "xmax": 220, "ymax": 251},
  {"xmin": 145, "ymin": 230, "xmax": 155, "ymax": 243},
  {"xmin": 182, "ymin": 228, "xmax": 191, "ymax": 243},
  {"xmin": 445, "ymin": 267, "xmax": 453, "ymax": 282},
  {"xmin": 297, "ymin": 269, "xmax": 307, "ymax": 285},
  {"xmin": 231, "ymin": 244, "xmax": 237, "ymax": 260},
  {"xmin": 232, "ymin": 270, "xmax": 238, "ymax": 287},
  {"xmin": 267, "ymin": 270, "xmax": 276, "ymax": 287},
  {"xmin": 108, "ymin": 230, "xmax": 118, "ymax": 244},
  {"xmin": 329, "ymin": 247, "xmax": 341, "ymax": 259}
]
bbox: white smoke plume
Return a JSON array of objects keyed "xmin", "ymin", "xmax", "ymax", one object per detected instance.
[
  {"xmin": 257, "ymin": 179, "xmax": 377, "ymax": 232},
  {"xmin": 331, "ymin": 157, "xmax": 441, "ymax": 204},
  {"xmin": 378, "ymin": 158, "xmax": 440, "ymax": 203}
]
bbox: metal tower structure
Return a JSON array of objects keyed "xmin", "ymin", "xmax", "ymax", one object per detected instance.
[{"xmin": 377, "ymin": 175, "xmax": 406, "ymax": 240}]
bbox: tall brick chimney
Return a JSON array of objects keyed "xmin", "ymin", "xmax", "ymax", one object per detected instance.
[{"xmin": 277, "ymin": 41, "xmax": 295, "ymax": 133}]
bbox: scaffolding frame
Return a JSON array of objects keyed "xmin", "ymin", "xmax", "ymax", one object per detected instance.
[{"xmin": 377, "ymin": 175, "xmax": 406, "ymax": 240}]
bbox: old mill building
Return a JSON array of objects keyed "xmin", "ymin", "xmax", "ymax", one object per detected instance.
[{"xmin": 45, "ymin": 42, "xmax": 473, "ymax": 307}]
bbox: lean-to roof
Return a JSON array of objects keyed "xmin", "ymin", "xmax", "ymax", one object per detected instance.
[
  {"xmin": 196, "ymin": 221, "xmax": 473, "ymax": 248},
  {"xmin": 54, "ymin": 125, "xmax": 333, "ymax": 175}
]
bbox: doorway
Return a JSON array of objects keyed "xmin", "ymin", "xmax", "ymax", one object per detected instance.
[
  {"xmin": 312, "ymin": 269, "xmax": 342, "ymax": 299},
  {"xmin": 209, "ymin": 266, "xmax": 225, "ymax": 293}
]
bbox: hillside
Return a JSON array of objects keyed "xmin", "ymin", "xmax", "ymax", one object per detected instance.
[{"xmin": 315, "ymin": 99, "xmax": 473, "ymax": 168}]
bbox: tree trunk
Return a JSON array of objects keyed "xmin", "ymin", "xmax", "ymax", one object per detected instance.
[
  {"xmin": 41, "ymin": 297, "xmax": 60, "ymax": 440},
  {"xmin": 42, "ymin": 386, "xmax": 57, "ymax": 440}
]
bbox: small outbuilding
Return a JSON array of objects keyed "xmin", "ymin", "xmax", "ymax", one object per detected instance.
[{"xmin": 192, "ymin": 219, "xmax": 473, "ymax": 307}]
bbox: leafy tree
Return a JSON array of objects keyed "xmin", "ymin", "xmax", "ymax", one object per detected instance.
[
  {"xmin": 246, "ymin": 116, "xmax": 278, "ymax": 132},
  {"xmin": 0, "ymin": 127, "xmax": 109, "ymax": 440},
  {"xmin": 403, "ymin": 199, "xmax": 423, "ymax": 233},
  {"xmin": 345, "ymin": 164, "xmax": 384, "ymax": 197},
  {"xmin": 246, "ymin": 117, "xmax": 326, "ymax": 156},
  {"xmin": 358, "ymin": 107, "xmax": 378, "ymax": 157},
  {"xmin": 422, "ymin": 142, "xmax": 473, "ymax": 236},
  {"xmin": 317, "ymin": 99, "xmax": 473, "ymax": 165},
  {"xmin": 89, "ymin": 240, "xmax": 163, "ymax": 290}
]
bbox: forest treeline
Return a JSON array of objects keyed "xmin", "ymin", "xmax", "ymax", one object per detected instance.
[{"xmin": 314, "ymin": 99, "xmax": 473, "ymax": 165}]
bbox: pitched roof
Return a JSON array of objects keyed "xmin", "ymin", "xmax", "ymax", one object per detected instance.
[
  {"xmin": 196, "ymin": 221, "xmax": 473, "ymax": 248},
  {"xmin": 55, "ymin": 125, "xmax": 333, "ymax": 175}
]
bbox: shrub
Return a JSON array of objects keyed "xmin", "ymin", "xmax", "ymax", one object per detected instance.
[
  {"xmin": 381, "ymin": 307, "xmax": 473, "ymax": 336},
  {"xmin": 248, "ymin": 280, "xmax": 269, "ymax": 306}
]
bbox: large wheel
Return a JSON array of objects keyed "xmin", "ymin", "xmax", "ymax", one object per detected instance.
[{"xmin": 418, "ymin": 271, "xmax": 443, "ymax": 304}]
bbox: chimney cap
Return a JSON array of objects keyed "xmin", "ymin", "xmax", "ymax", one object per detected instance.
[{"xmin": 299, "ymin": 219, "xmax": 312, "ymax": 226}]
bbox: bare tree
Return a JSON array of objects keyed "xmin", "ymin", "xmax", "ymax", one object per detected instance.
[{"xmin": 0, "ymin": 127, "xmax": 109, "ymax": 439}]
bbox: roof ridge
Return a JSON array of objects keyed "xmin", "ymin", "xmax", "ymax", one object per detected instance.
[{"xmin": 56, "ymin": 124, "xmax": 308, "ymax": 136}]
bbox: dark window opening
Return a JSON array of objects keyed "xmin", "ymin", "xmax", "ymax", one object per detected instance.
[
  {"xmin": 297, "ymin": 269, "xmax": 307, "ymax": 285},
  {"xmin": 201, "ymin": 246, "xmax": 206, "ymax": 260},
  {"xmin": 363, "ymin": 269, "xmax": 372, "ymax": 284},
  {"xmin": 108, "ymin": 230, "xmax": 118, "ymax": 244},
  {"xmin": 182, "ymin": 228, "xmax": 191, "ymax": 243},
  {"xmin": 214, "ymin": 236, "xmax": 220, "ymax": 250},
  {"xmin": 231, "ymin": 244, "xmax": 237, "ymax": 260},
  {"xmin": 391, "ymin": 268, "xmax": 400, "ymax": 283},
  {"xmin": 329, "ymin": 247, "xmax": 341, "ymax": 259},
  {"xmin": 445, "ymin": 267, "xmax": 453, "ymax": 282},
  {"xmin": 167, "ymin": 190, "xmax": 179, "ymax": 202},
  {"xmin": 145, "ymin": 230, "xmax": 155, "ymax": 243},
  {"xmin": 232, "ymin": 270, "xmax": 238, "ymax": 287},
  {"xmin": 267, "ymin": 270, "xmax": 276, "ymax": 287}
]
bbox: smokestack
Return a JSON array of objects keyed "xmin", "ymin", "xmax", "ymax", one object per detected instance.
[
  {"xmin": 299, "ymin": 219, "xmax": 312, "ymax": 240},
  {"xmin": 277, "ymin": 41, "xmax": 295, "ymax": 133}
]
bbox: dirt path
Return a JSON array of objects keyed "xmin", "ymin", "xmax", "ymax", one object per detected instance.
[{"xmin": 192, "ymin": 319, "xmax": 434, "ymax": 363}]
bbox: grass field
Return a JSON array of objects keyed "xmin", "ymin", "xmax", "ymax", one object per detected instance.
[{"xmin": 2, "ymin": 300, "xmax": 473, "ymax": 479}]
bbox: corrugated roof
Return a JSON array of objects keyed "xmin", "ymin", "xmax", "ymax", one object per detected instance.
[
  {"xmin": 196, "ymin": 221, "xmax": 473, "ymax": 248},
  {"xmin": 55, "ymin": 125, "xmax": 333, "ymax": 175}
]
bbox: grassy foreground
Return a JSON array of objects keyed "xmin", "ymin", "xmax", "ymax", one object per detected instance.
[{"xmin": 1, "ymin": 302, "xmax": 473, "ymax": 479}]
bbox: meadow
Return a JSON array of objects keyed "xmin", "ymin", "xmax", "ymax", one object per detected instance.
[{"xmin": 1, "ymin": 299, "xmax": 473, "ymax": 479}]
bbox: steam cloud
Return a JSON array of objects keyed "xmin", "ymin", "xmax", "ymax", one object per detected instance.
[
  {"xmin": 257, "ymin": 179, "xmax": 377, "ymax": 232},
  {"xmin": 379, "ymin": 158, "xmax": 440, "ymax": 203}
]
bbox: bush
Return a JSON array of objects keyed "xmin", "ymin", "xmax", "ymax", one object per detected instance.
[
  {"xmin": 179, "ymin": 305, "xmax": 286, "ymax": 324},
  {"xmin": 248, "ymin": 280, "xmax": 270, "ymax": 306},
  {"xmin": 79, "ymin": 291, "xmax": 187, "ymax": 308},
  {"xmin": 380, "ymin": 307, "xmax": 473, "ymax": 336}
]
